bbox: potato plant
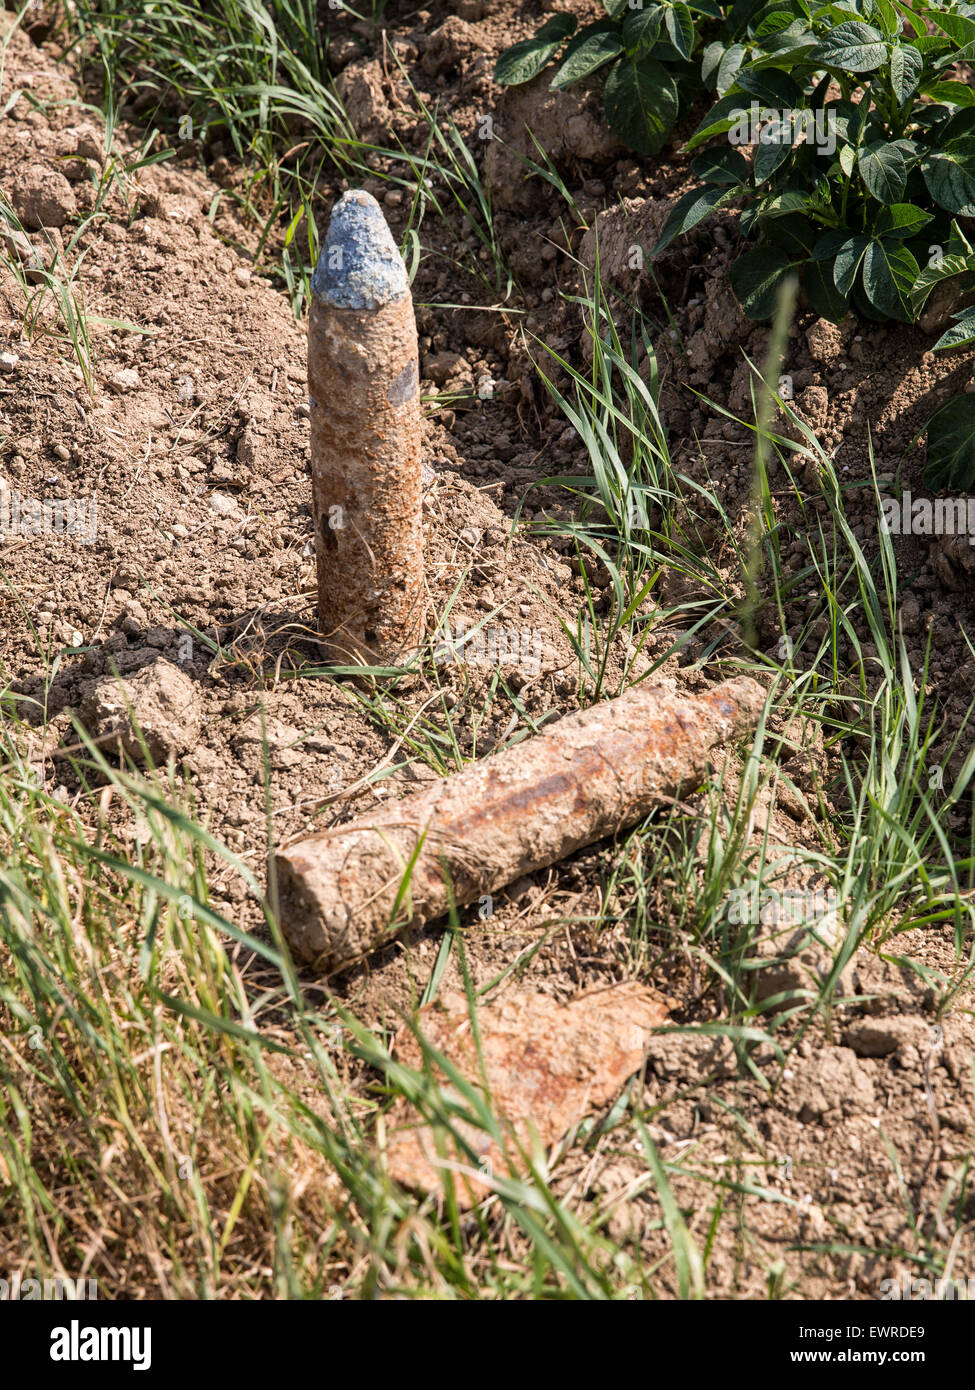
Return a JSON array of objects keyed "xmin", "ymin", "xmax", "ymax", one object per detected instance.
[
  {"xmin": 494, "ymin": 0, "xmax": 729, "ymax": 155},
  {"xmin": 648, "ymin": 0, "xmax": 975, "ymax": 484},
  {"xmin": 655, "ymin": 2, "xmax": 975, "ymax": 315},
  {"xmin": 497, "ymin": 2, "xmax": 975, "ymax": 484}
]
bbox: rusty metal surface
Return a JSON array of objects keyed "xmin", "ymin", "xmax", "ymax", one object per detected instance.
[
  {"xmin": 384, "ymin": 982, "xmax": 670, "ymax": 1205},
  {"xmin": 307, "ymin": 195, "xmax": 424, "ymax": 666},
  {"xmin": 275, "ymin": 677, "xmax": 765, "ymax": 973}
]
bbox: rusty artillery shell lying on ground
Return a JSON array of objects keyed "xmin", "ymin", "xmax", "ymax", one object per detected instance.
[
  {"xmin": 274, "ymin": 676, "xmax": 765, "ymax": 974},
  {"xmin": 307, "ymin": 189, "xmax": 424, "ymax": 665}
]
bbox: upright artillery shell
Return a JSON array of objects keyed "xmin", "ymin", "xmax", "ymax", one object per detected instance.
[
  {"xmin": 274, "ymin": 676, "xmax": 765, "ymax": 974},
  {"xmin": 308, "ymin": 190, "xmax": 424, "ymax": 664}
]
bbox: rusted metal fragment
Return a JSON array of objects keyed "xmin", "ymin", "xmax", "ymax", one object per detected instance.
[
  {"xmin": 384, "ymin": 982, "xmax": 669, "ymax": 1204},
  {"xmin": 307, "ymin": 190, "xmax": 424, "ymax": 665},
  {"xmin": 274, "ymin": 676, "xmax": 765, "ymax": 974}
]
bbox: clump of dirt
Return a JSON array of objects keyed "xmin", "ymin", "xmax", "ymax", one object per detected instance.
[{"xmin": 384, "ymin": 981, "xmax": 670, "ymax": 1206}]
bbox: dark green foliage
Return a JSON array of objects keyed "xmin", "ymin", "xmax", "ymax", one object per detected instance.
[{"xmin": 495, "ymin": 1, "xmax": 726, "ymax": 155}]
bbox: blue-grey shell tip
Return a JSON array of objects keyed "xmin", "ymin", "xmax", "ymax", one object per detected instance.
[{"xmin": 311, "ymin": 189, "xmax": 410, "ymax": 310}]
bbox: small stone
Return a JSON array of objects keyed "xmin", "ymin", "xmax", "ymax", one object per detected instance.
[
  {"xmin": 112, "ymin": 563, "xmax": 140, "ymax": 589},
  {"xmin": 209, "ymin": 492, "xmax": 237, "ymax": 517},
  {"xmin": 80, "ymin": 660, "xmax": 203, "ymax": 764},
  {"xmin": 54, "ymin": 443, "xmax": 71, "ymax": 462},
  {"xmin": 110, "ymin": 368, "xmax": 140, "ymax": 393},
  {"xmin": 0, "ymin": 351, "xmax": 18, "ymax": 373},
  {"xmin": 171, "ymin": 523, "xmax": 189, "ymax": 539},
  {"xmin": 236, "ymin": 421, "xmax": 263, "ymax": 470},
  {"xmin": 234, "ymin": 267, "xmax": 251, "ymax": 286}
]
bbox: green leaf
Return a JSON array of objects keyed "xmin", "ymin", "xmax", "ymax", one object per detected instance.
[
  {"xmin": 760, "ymin": 189, "xmax": 814, "ymax": 218},
  {"xmin": 716, "ymin": 42, "xmax": 746, "ymax": 95},
  {"xmin": 812, "ymin": 228, "xmax": 856, "ymax": 262},
  {"xmin": 691, "ymin": 146, "xmax": 749, "ymax": 185},
  {"xmin": 728, "ymin": 246, "xmax": 796, "ymax": 319},
  {"xmin": 754, "ymin": 117, "xmax": 797, "ymax": 183},
  {"xmin": 804, "ymin": 257, "xmax": 850, "ymax": 323},
  {"xmin": 858, "ymin": 140, "xmax": 912, "ymax": 203},
  {"xmin": 912, "ymin": 243, "xmax": 975, "ymax": 313},
  {"xmin": 602, "ymin": 0, "xmax": 629, "ymax": 15},
  {"xmin": 811, "ymin": 20, "xmax": 887, "ymax": 73},
  {"xmin": 890, "ymin": 43, "xmax": 922, "ymax": 104},
  {"xmin": 550, "ymin": 28, "xmax": 624, "ymax": 88},
  {"xmin": 623, "ymin": 5, "xmax": 665, "ymax": 59},
  {"xmin": 603, "ymin": 56, "xmax": 679, "ymax": 156},
  {"xmin": 914, "ymin": 34, "xmax": 951, "ymax": 57},
  {"xmin": 737, "ymin": 67, "xmax": 801, "ymax": 107},
  {"xmin": 923, "ymin": 81, "xmax": 975, "ymax": 108},
  {"xmin": 652, "ymin": 184, "xmax": 731, "ymax": 255},
  {"xmin": 933, "ymin": 305, "xmax": 975, "ymax": 353},
  {"xmin": 495, "ymin": 14, "xmax": 578, "ymax": 85},
  {"xmin": 872, "ymin": 0, "xmax": 901, "ymax": 39},
  {"xmin": 751, "ymin": 24, "xmax": 817, "ymax": 65},
  {"xmin": 949, "ymin": 221, "xmax": 975, "ymax": 259},
  {"xmin": 833, "ymin": 234, "xmax": 870, "ymax": 294},
  {"xmin": 923, "ymin": 395, "xmax": 975, "ymax": 492},
  {"xmin": 830, "ymin": 97, "xmax": 870, "ymax": 151},
  {"xmin": 664, "ymin": 2, "xmax": 695, "ymax": 60},
  {"xmin": 754, "ymin": 7, "xmax": 795, "ymax": 38},
  {"xmin": 873, "ymin": 203, "xmax": 933, "ymax": 239},
  {"xmin": 687, "ymin": 90, "xmax": 756, "ymax": 149},
  {"xmin": 931, "ymin": 11, "xmax": 975, "ymax": 46},
  {"xmin": 862, "ymin": 239, "xmax": 919, "ymax": 321},
  {"xmin": 898, "ymin": 2, "xmax": 927, "ymax": 39},
  {"xmin": 764, "ymin": 213, "xmax": 817, "ymax": 258},
  {"xmin": 701, "ymin": 39, "xmax": 723, "ymax": 84},
  {"xmin": 923, "ymin": 132, "xmax": 975, "ymax": 217}
]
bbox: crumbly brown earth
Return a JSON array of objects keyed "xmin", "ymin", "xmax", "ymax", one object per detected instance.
[{"xmin": 2, "ymin": 1, "xmax": 975, "ymax": 1299}]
